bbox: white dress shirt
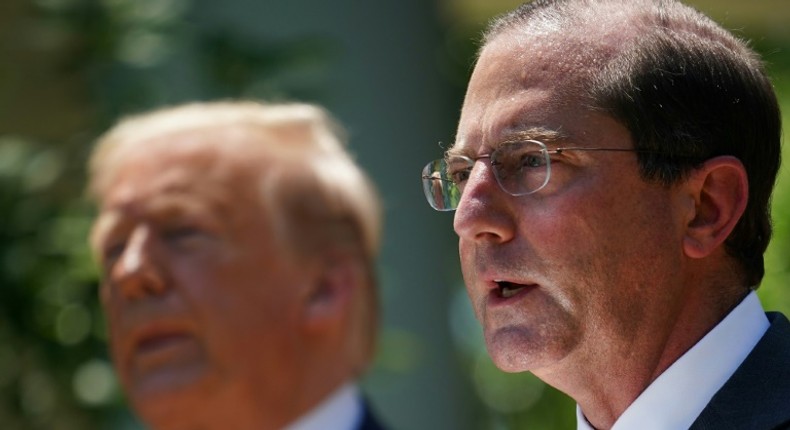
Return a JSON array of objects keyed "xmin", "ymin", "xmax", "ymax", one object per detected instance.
[
  {"xmin": 577, "ymin": 291, "xmax": 769, "ymax": 430},
  {"xmin": 285, "ymin": 382, "xmax": 363, "ymax": 430}
]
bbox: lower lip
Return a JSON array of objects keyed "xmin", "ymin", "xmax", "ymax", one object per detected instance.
[{"xmin": 126, "ymin": 334, "xmax": 208, "ymax": 397}]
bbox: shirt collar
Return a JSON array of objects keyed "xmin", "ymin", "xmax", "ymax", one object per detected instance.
[
  {"xmin": 577, "ymin": 291, "xmax": 769, "ymax": 430},
  {"xmin": 285, "ymin": 383, "xmax": 363, "ymax": 430}
]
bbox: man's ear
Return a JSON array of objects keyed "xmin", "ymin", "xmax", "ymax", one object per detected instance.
[
  {"xmin": 302, "ymin": 249, "xmax": 358, "ymax": 331},
  {"xmin": 682, "ymin": 156, "xmax": 748, "ymax": 259}
]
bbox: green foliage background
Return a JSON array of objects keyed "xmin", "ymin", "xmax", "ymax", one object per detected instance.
[{"xmin": 0, "ymin": 1, "xmax": 787, "ymax": 429}]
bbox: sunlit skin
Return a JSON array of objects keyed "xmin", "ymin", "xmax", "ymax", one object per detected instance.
[
  {"xmin": 452, "ymin": 27, "xmax": 748, "ymax": 429},
  {"xmin": 90, "ymin": 128, "xmax": 349, "ymax": 430}
]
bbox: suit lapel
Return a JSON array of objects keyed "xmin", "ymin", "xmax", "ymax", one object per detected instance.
[{"xmin": 690, "ymin": 312, "xmax": 790, "ymax": 430}]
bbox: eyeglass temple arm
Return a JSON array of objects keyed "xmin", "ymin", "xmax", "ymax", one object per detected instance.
[{"xmin": 552, "ymin": 147, "xmax": 641, "ymax": 155}]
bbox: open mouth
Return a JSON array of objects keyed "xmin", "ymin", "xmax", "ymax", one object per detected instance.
[
  {"xmin": 137, "ymin": 333, "xmax": 191, "ymax": 354},
  {"xmin": 129, "ymin": 330, "xmax": 200, "ymax": 375},
  {"xmin": 128, "ymin": 324, "xmax": 195, "ymax": 363},
  {"xmin": 495, "ymin": 281, "xmax": 532, "ymax": 298}
]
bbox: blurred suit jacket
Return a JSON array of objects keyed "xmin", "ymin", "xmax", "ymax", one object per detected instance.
[
  {"xmin": 690, "ymin": 312, "xmax": 790, "ymax": 430},
  {"xmin": 358, "ymin": 401, "xmax": 386, "ymax": 430}
]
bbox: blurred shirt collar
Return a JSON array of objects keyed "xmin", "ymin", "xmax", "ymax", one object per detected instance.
[
  {"xmin": 285, "ymin": 382, "xmax": 362, "ymax": 430},
  {"xmin": 576, "ymin": 291, "xmax": 769, "ymax": 430}
]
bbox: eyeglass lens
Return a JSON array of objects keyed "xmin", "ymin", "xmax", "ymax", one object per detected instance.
[{"xmin": 421, "ymin": 140, "xmax": 550, "ymax": 211}]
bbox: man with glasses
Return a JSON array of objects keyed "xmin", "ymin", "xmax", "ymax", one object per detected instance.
[
  {"xmin": 88, "ymin": 101, "xmax": 385, "ymax": 429},
  {"xmin": 423, "ymin": 0, "xmax": 788, "ymax": 428}
]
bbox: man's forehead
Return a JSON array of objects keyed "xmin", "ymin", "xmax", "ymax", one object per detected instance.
[
  {"xmin": 453, "ymin": 17, "xmax": 637, "ymax": 154},
  {"xmin": 454, "ymin": 65, "xmax": 580, "ymax": 155},
  {"xmin": 96, "ymin": 135, "xmax": 265, "ymax": 216}
]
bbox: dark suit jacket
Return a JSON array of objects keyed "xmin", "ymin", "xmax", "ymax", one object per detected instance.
[
  {"xmin": 357, "ymin": 400, "xmax": 386, "ymax": 430},
  {"xmin": 689, "ymin": 312, "xmax": 790, "ymax": 430}
]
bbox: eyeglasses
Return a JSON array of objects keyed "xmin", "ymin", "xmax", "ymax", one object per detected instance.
[{"xmin": 421, "ymin": 139, "xmax": 639, "ymax": 211}]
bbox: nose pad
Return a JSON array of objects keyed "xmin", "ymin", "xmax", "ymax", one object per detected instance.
[{"xmin": 110, "ymin": 226, "xmax": 167, "ymax": 300}]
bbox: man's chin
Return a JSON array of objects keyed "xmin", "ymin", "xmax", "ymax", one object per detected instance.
[
  {"xmin": 485, "ymin": 326, "xmax": 564, "ymax": 373},
  {"xmin": 126, "ymin": 364, "xmax": 214, "ymax": 426}
]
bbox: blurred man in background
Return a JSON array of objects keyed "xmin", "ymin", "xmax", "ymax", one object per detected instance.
[
  {"xmin": 88, "ymin": 101, "xmax": 385, "ymax": 430},
  {"xmin": 422, "ymin": 0, "xmax": 789, "ymax": 428}
]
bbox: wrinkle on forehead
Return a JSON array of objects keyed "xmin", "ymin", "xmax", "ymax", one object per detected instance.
[{"xmin": 448, "ymin": 127, "xmax": 567, "ymax": 158}]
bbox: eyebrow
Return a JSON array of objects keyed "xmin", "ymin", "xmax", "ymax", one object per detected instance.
[
  {"xmin": 91, "ymin": 192, "xmax": 225, "ymax": 246},
  {"xmin": 446, "ymin": 127, "xmax": 569, "ymax": 158}
]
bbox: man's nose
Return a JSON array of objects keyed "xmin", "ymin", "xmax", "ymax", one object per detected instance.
[
  {"xmin": 109, "ymin": 226, "xmax": 168, "ymax": 300},
  {"xmin": 453, "ymin": 162, "xmax": 515, "ymax": 244}
]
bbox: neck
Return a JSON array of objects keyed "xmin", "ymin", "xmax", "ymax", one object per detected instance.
[{"xmin": 537, "ymin": 277, "xmax": 746, "ymax": 429}]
